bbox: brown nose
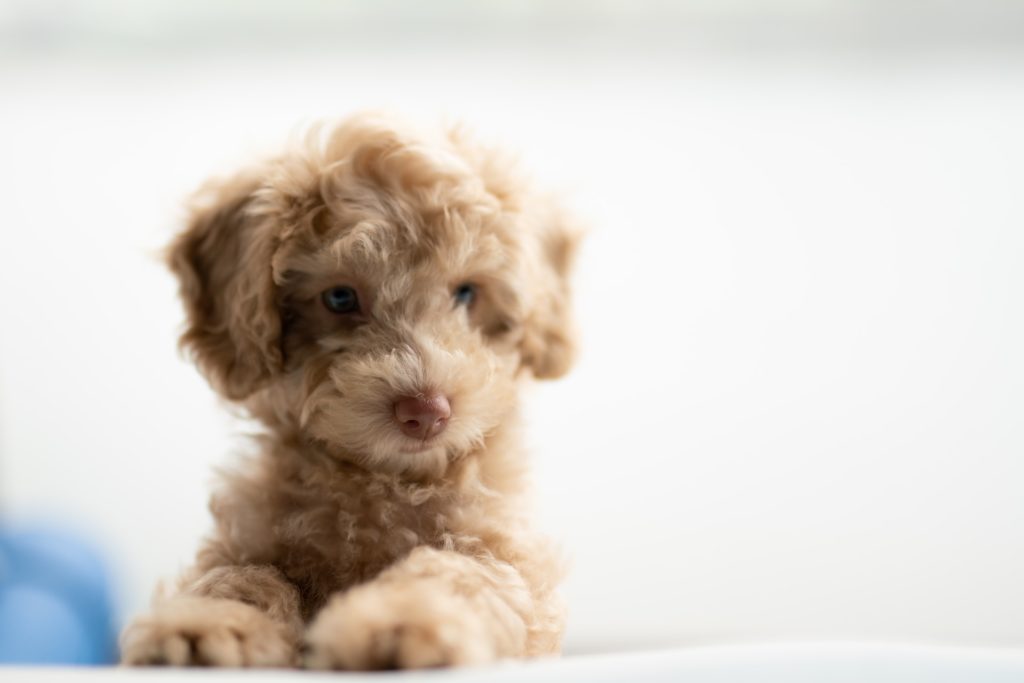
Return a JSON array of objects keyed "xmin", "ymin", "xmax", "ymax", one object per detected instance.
[{"xmin": 393, "ymin": 394, "xmax": 451, "ymax": 439}]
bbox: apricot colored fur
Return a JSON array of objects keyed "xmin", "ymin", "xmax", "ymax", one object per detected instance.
[{"xmin": 120, "ymin": 114, "xmax": 580, "ymax": 670}]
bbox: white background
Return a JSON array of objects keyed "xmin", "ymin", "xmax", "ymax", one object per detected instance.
[{"xmin": 1, "ymin": 1, "xmax": 1023, "ymax": 653}]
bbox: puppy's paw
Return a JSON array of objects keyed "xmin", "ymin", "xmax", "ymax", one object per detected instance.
[
  {"xmin": 121, "ymin": 596, "xmax": 297, "ymax": 667},
  {"xmin": 303, "ymin": 585, "xmax": 495, "ymax": 670}
]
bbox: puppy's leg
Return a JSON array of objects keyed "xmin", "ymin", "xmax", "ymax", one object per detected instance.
[
  {"xmin": 121, "ymin": 565, "xmax": 302, "ymax": 667},
  {"xmin": 304, "ymin": 546, "xmax": 536, "ymax": 670}
]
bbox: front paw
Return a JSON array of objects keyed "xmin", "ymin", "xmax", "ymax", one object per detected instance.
[
  {"xmin": 121, "ymin": 596, "xmax": 297, "ymax": 667},
  {"xmin": 303, "ymin": 585, "xmax": 495, "ymax": 670}
]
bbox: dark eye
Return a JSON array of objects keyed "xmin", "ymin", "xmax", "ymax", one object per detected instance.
[
  {"xmin": 322, "ymin": 286, "xmax": 360, "ymax": 314},
  {"xmin": 453, "ymin": 282, "xmax": 476, "ymax": 307}
]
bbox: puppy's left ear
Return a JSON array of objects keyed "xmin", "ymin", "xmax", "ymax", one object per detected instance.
[
  {"xmin": 166, "ymin": 171, "xmax": 284, "ymax": 400},
  {"xmin": 519, "ymin": 207, "xmax": 583, "ymax": 380}
]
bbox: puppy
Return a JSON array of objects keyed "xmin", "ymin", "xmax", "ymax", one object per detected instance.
[{"xmin": 120, "ymin": 114, "xmax": 580, "ymax": 670}]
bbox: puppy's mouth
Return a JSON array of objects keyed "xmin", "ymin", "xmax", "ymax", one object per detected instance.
[{"xmin": 396, "ymin": 434, "xmax": 446, "ymax": 454}]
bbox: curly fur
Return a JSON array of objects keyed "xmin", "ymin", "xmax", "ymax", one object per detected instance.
[{"xmin": 120, "ymin": 113, "xmax": 580, "ymax": 670}]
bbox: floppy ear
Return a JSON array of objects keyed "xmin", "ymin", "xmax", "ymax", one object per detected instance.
[
  {"xmin": 167, "ymin": 172, "xmax": 283, "ymax": 400},
  {"xmin": 519, "ymin": 207, "xmax": 583, "ymax": 380}
]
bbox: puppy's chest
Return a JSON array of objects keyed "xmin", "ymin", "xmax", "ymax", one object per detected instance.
[{"xmin": 272, "ymin": 476, "xmax": 469, "ymax": 597}]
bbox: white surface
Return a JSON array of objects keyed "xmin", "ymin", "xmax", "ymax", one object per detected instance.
[
  {"xmin": 1, "ymin": 3, "xmax": 1023, "ymax": 652},
  {"xmin": 7, "ymin": 644, "xmax": 1024, "ymax": 683}
]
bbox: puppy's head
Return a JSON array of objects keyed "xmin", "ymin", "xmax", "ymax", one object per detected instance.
[{"xmin": 169, "ymin": 115, "xmax": 579, "ymax": 476}]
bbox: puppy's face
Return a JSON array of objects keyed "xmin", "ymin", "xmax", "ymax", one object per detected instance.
[
  {"xmin": 169, "ymin": 116, "xmax": 578, "ymax": 476},
  {"xmin": 275, "ymin": 171, "xmax": 533, "ymax": 475}
]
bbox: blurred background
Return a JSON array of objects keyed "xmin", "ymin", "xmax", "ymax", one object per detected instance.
[{"xmin": 1, "ymin": 0, "xmax": 1023, "ymax": 659}]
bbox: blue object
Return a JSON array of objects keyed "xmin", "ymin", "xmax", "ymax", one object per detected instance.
[{"xmin": 0, "ymin": 527, "xmax": 117, "ymax": 664}]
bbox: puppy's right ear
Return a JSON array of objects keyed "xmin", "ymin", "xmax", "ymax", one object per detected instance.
[
  {"xmin": 167, "ymin": 172, "xmax": 283, "ymax": 401},
  {"xmin": 518, "ymin": 208, "xmax": 583, "ymax": 381}
]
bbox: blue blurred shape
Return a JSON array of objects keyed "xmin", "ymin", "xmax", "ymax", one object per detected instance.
[{"xmin": 0, "ymin": 526, "xmax": 116, "ymax": 664}]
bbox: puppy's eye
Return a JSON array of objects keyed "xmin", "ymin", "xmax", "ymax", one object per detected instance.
[
  {"xmin": 322, "ymin": 286, "xmax": 360, "ymax": 314},
  {"xmin": 453, "ymin": 283, "xmax": 476, "ymax": 307}
]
